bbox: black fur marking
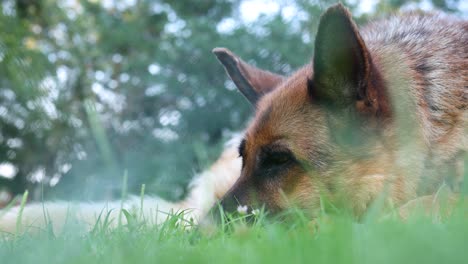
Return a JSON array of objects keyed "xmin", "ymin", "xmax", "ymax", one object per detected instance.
[
  {"xmin": 238, "ymin": 139, "xmax": 246, "ymax": 157},
  {"xmin": 415, "ymin": 58, "xmax": 434, "ymax": 76},
  {"xmin": 307, "ymin": 77, "xmax": 315, "ymax": 101},
  {"xmin": 238, "ymin": 139, "xmax": 247, "ymax": 168},
  {"xmin": 417, "ymin": 58, "xmax": 441, "ymax": 112}
]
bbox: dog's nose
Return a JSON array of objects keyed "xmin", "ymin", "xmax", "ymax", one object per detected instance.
[
  {"xmin": 204, "ymin": 199, "xmax": 258, "ymax": 227},
  {"xmin": 204, "ymin": 195, "xmax": 240, "ymax": 224}
]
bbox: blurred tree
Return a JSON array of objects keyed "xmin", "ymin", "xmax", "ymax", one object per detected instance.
[{"xmin": 0, "ymin": 0, "xmax": 464, "ymax": 203}]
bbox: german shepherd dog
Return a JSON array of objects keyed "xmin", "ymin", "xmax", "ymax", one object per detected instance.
[{"xmin": 213, "ymin": 3, "xmax": 467, "ymax": 218}]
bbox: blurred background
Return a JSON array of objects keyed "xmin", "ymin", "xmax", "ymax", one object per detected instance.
[{"xmin": 0, "ymin": 0, "xmax": 466, "ymax": 205}]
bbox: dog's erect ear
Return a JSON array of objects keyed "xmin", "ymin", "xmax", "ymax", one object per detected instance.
[
  {"xmin": 311, "ymin": 4, "xmax": 378, "ymax": 110},
  {"xmin": 213, "ymin": 47, "xmax": 284, "ymax": 105}
]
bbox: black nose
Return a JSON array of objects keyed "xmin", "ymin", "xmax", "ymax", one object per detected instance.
[
  {"xmin": 204, "ymin": 195, "xmax": 239, "ymax": 224},
  {"xmin": 219, "ymin": 193, "xmax": 242, "ymax": 213},
  {"xmin": 203, "ymin": 196, "xmax": 257, "ymax": 227}
]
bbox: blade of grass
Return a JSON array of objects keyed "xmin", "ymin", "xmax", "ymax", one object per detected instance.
[
  {"xmin": 15, "ymin": 190, "xmax": 29, "ymax": 236},
  {"xmin": 118, "ymin": 170, "xmax": 128, "ymax": 227},
  {"xmin": 140, "ymin": 184, "xmax": 146, "ymax": 221}
]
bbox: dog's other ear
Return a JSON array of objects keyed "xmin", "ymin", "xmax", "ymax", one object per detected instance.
[
  {"xmin": 213, "ymin": 47, "xmax": 284, "ymax": 105},
  {"xmin": 311, "ymin": 3, "xmax": 373, "ymax": 108}
]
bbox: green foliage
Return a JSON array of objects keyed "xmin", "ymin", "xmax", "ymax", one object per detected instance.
[{"xmin": 1, "ymin": 201, "xmax": 467, "ymax": 264}]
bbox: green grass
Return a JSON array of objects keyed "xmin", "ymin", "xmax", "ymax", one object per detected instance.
[{"xmin": 1, "ymin": 202, "xmax": 467, "ymax": 264}]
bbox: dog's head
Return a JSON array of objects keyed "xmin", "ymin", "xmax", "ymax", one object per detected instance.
[{"xmin": 213, "ymin": 4, "xmax": 393, "ymax": 217}]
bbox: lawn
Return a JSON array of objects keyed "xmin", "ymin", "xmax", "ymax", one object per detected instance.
[{"xmin": 1, "ymin": 200, "xmax": 467, "ymax": 264}]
